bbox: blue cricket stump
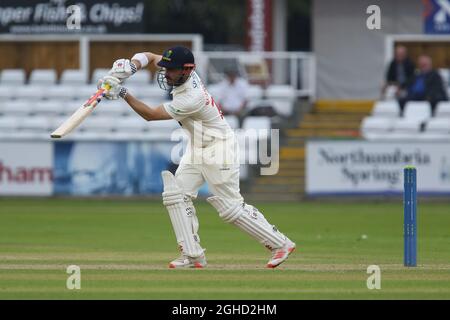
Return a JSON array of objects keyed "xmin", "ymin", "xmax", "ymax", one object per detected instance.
[{"xmin": 404, "ymin": 166, "xmax": 417, "ymax": 267}]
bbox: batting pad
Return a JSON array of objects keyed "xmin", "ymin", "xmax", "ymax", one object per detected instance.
[
  {"xmin": 161, "ymin": 171, "xmax": 204, "ymax": 257},
  {"xmin": 207, "ymin": 196, "xmax": 287, "ymax": 250}
]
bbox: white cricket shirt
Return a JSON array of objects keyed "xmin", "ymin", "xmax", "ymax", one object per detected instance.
[{"xmin": 163, "ymin": 71, "xmax": 234, "ymax": 148}]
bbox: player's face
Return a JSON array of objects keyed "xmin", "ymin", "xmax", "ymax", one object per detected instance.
[{"xmin": 164, "ymin": 68, "xmax": 185, "ymax": 85}]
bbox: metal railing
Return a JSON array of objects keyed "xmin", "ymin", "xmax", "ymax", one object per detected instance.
[{"xmin": 197, "ymin": 51, "xmax": 316, "ymax": 101}]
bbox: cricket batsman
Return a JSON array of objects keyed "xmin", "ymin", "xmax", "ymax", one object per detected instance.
[{"xmin": 97, "ymin": 46, "xmax": 295, "ymax": 268}]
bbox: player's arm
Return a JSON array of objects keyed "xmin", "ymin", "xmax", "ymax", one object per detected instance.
[
  {"xmin": 124, "ymin": 93, "xmax": 172, "ymax": 121},
  {"xmin": 131, "ymin": 52, "xmax": 163, "ymax": 70},
  {"xmin": 98, "ymin": 75, "xmax": 171, "ymax": 121}
]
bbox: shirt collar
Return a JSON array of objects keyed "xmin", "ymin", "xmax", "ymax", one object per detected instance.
[{"xmin": 171, "ymin": 75, "xmax": 192, "ymax": 95}]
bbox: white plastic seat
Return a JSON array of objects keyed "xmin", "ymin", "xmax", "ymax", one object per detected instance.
[
  {"xmin": 224, "ymin": 115, "xmax": 239, "ymax": 129},
  {"xmin": 93, "ymin": 99, "xmax": 127, "ymax": 117},
  {"xmin": 267, "ymin": 99, "xmax": 294, "ymax": 116},
  {"xmin": 91, "ymin": 68, "xmax": 110, "ymax": 84},
  {"xmin": 133, "ymin": 85, "xmax": 166, "ymax": 100},
  {"xmin": 360, "ymin": 116, "xmax": 395, "ymax": 140},
  {"xmin": 207, "ymin": 83, "xmax": 222, "ymax": 98},
  {"xmin": 123, "ymin": 70, "xmax": 151, "ymax": 86},
  {"xmin": 47, "ymin": 85, "xmax": 77, "ymax": 101},
  {"xmin": 247, "ymin": 85, "xmax": 263, "ymax": 100},
  {"xmin": 419, "ymin": 118, "xmax": 450, "ymax": 140},
  {"xmin": 0, "ymin": 116, "xmax": 20, "ymax": 132},
  {"xmin": 15, "ymin": 86, "xmax": 46, "ymax": 101},
  {"xmin": 1, "ymin": 101, "xmax": 34, "ymax": 115},
  {"xmin": 35, "ymin": 101, "xmax": 65, "ymax": 116},
  {"xmin": 435, "ymin": 101, "xmax": 450, "ymax": 118},
  {"xmin": 29, "ymin": 69, "xmax": 57, "ymax": 85},
  {"xmin": 114, "ymin": 117, "xmax": 148, "ymax": 132},
  {"xmin": 51, "ymin": 116, "xmax": 69, "ymax": 128},
  {"xmin": 393, "ymin": 119, "xmax": 423, "ymax": 132},
  {"xmin": 241, "ymin": 116, "xmax": 271, "ymax": 142},
  {"xmin": 19, "ymin": 117, "xmax": 52, "ymax": 132},
  {"xmin": 266, "ymin": 85, "xmax": 296, "ymax": 100},
  {"xmin": 0, "ymin": 69, "xmax": 26, "ymax": 85},
  {"xmin": 417, "ymin": 134, "xmax": 450, "ymax": 141},
  {"xmin": 390, "ymin": 101, "xmax": 431, "ymax": 139},
  {"xmin": 60, "ymin": 69, "xmax": 87, "ymax": 85},
  {"xmin": 389, "ymin": 118, "xmax": 423, "ymax": 140},
  {"xmin": 0, "ymin": 86, "xmax": 17, "ymax": 100},
  {"xmin": 425, "ymin": 118, "xmax": 450, "ymax": 134},
  {"xmin": 403, "ymin": 101, "xmax": 432, "ymax": 121},
  {"xmin": 77, "ymin": 85, "xmax": 100, "ymax": 99},
  {"xmin": 242, "ymin": 116, "xmax": 271, "ymax": 130},
  {"xmin": 371, "ymin": 100, "xmax": 401, "ymax": 118},
  {"xmin": 147, "ymin": 119, "xmax": 180, "ymax": 131},
  {"xmin": 79, "ymin": 117, "xmax": 114, "ymax": 132}
]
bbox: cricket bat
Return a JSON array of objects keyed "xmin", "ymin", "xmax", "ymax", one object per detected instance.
[{"xmin": 50, "ymin": 83, "xmax": 111, "ymax": 139}]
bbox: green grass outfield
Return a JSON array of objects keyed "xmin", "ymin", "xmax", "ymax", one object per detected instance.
[{"xmin": 0, "ymin": 198, "xmax": 449, "ymax": 299}]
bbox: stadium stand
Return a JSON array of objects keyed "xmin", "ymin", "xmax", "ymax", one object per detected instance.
[
  {"xmin": 0, "ymin": 67, "xmax": 299, "ymax": 185},
  {"xmin": 0, "ymin": 54, "xmax": 312, "ymax": 200},
  {"xmin": 361, "ymin": 99, "xmax": 450, "ymax": 141}
]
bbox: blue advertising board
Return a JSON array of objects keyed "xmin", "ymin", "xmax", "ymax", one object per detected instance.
[
  {"xmin": 424, "ymin": 0, "xmax": 450, "ymax": 34},
  {"xmin": 54, "ymin": 141, "xmax": 209, "ymax": 196}
]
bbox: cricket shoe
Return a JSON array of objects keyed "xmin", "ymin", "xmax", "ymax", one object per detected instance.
[
  {"xmin": 169, "ymin": 254, "xmax": 207, "ymax": 269},
  {"xmin": 266, "ymin": 240, "xmax": 296, "ymax": 268}
]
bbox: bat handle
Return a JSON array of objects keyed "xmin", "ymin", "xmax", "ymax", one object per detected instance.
[{"xmin": 100, "ymin": 83, "xmax": 112, "ymax": 97}]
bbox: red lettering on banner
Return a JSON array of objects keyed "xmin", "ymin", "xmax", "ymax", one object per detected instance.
[
  {"xmin": 0, "ymin": 161, "xmax": 53, "ymax": 184},
  {"xmin": 246, "ymin": 0, "xmax": 272, "ymax": 51}
]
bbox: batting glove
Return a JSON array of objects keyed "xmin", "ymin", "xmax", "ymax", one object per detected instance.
[
  {"xmin": 108, "ymin": 58, "xmax": 137, "ymax": 80},
  {"xmin": 97, "ymin": 75, "xmax": 127, "ymax": 100}
]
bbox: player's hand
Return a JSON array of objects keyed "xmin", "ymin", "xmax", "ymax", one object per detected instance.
[
  {"xmin": 97, "ymin": 75, "xmax": 128, "ymax": 100},
  {"xmin": 108, "ymin": 59, "xmax": 137, "ymax": 80}
]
